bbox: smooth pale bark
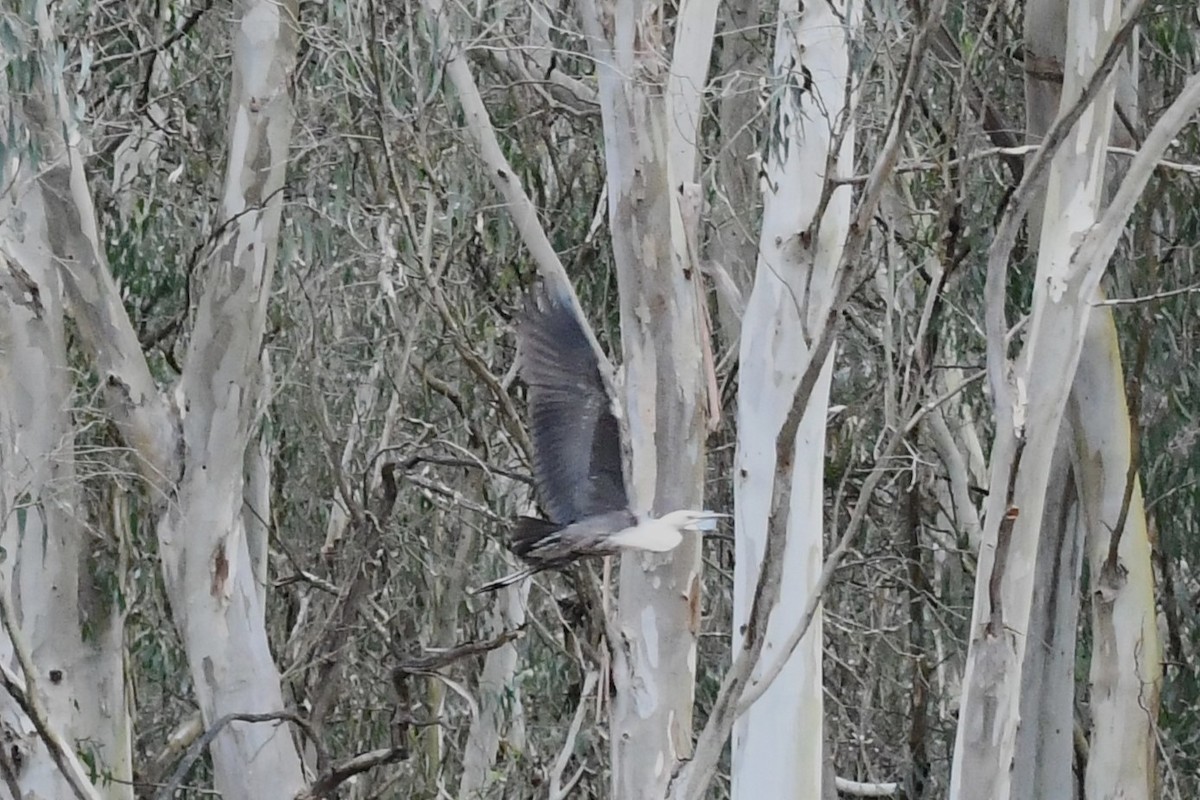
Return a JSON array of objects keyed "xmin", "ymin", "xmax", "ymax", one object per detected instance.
[
  {"xmin": 579, "ymin": 1, "xmax": 717, "ymax": 796},
  {"xmin": 731, "ymin": 1, "xmax": 853, "ymax": 798},
  {"xmin": 1014, "ymin": 3, "xmax": 1159, "ymax": 796},
  {"xmin": 1007, "ymin": 3, "xmax": 1087, "ymax": 794},
  {"xmin": 949, "ymin": 1, "xmax": 1120, "ymax": 796},
  {"xmin": 1011, "ymin": 437, "xmax": 1083, "ymax": 800},
  {"xmin": 458, "ymin": 582, "xmax": 528, "ymax": 797},
  {"xmin": 0, "ymin": 91, "xmax": 131, "ymax": 800},
  {"xmin": 1069, "ymin": 309, "xmax": 1160, "ymax": 800},
  {"xmin": 155, "ymin": 4, "xmax": 305, "ymax": 796}
]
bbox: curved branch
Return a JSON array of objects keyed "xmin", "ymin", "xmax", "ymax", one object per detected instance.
[{"xmin": 295, "ymin": 746, "xmax": 410, "ymax": 800}]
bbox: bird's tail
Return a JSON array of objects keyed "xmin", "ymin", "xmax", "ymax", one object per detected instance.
[
  {"xmin": 510, "ymin": 515, "xmax": 562, "ymax": 559},
  {"xmin": 469, "ymin": 567, "xmax": 536, "ymax": 595}
]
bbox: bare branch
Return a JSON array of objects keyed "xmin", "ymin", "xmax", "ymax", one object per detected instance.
[
  {"xmin": 417, "ymin": 0, "xmax": 594, "ymax": 327},
  {"xmin": 296, "ymin": 746, "xmax": 410, "ymax": 800},
  {"xmin": 141, "ymin": 712, "xmax": 204, "ymax": 789},
  {"xmin": 1095, "ymin": 283, "xmax": 1200, "ymax": 306},
  {"xmin": 835, "ymin": 776, "xmax": 900, "ymax": 797},
  {"xmin": 392, "ymin": 628, "xmax": 526, "ymax": 676},
  {"xmin": 734, "ymin": 366, "xmax": 988, "ymax": 715},
  {"xmin": 1068, "ymin": 68, "xmax": 1200, "ymax": 291},
  {"xmin": 474, "ymin": 46, "xmax": 599, "ymax": 114}
]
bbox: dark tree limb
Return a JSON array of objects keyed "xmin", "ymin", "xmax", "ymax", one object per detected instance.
[
  {"xmin": 295, "ymin": 746, "xmax": 410, "ymax": 800},
  {"xmin": 391, "ymin": 627, "xmax": 526, "ymax": 678}
]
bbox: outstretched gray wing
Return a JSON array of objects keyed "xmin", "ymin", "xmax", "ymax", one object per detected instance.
[{"xmin": 519, "ymin": 289, "xmax": 628, "ymax": 524}]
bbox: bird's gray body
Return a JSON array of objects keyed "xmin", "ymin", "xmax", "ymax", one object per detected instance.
[
  {"xmin": 470, "ymin": 288, "xmax": 723, "ymax": 595},
  {"xmin": 512, "ymin": 509, "xmax": 640, "ymax": 565}
]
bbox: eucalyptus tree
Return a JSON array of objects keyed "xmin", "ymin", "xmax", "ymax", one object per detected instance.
[
  {"xmin": 2, "ymin": 1, "xmax": 304, "ymax": 797},
  {"xmin": 728, "ymin": 1, "xmax": 857, "ymax": 797},
  {"xmin": 951, "ymin": 1, "xmax": 1199, "ymax": 796}
]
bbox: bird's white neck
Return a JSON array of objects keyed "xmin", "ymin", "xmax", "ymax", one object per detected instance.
[{"xmin": 608, "ymin": 516, "xmax": 684, "ymax": 552}]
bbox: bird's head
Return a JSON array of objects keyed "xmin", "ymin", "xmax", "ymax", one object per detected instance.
[{"xmin": 659, "ymin": 509, "xmax": 730, "ymax": 533}]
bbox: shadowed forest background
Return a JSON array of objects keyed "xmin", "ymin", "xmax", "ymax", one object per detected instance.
[{"xmin": 1, "ymin": 0, "xmax": 1198, "ymax": 798}]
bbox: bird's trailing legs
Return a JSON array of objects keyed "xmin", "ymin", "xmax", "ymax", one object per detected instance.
[{"xmin": 469, "ymin": 567, "xmax": 539, "ymax": 596}]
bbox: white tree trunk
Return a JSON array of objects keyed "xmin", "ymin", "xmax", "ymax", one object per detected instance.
[
  {"xmin": 0, "ymin": 76, "xmax": 131, "ymax": 800},
  {"xmin": 1069, "ymin": 309, "xmax": 1160, "ymax": 800},
  {"xmin": 458, "ymin": 582, "xmax": 528, "ymax": 797},
  {"xmin": 1011, "ymin": 436, "xmax": 1083, "ymax": 800},
  {"xmin": 580, "ymin": 1, "xmax": 717, "ymax": 796},
  {"xmin": 155, "ymin": 3, "xmax": 305, "ymax": 796},
  {"xmin": 1008, "ymin": 3, "xmax": 1088, "ymax": 794},
  {"xmin": 731, "ymin": 2, "xmax": 854, "ymax": 797},
  {"xmin": 949, "ymin": 0, "xmax": 1120, "ymax": 796},
  {"xmin": 0, "ymin": 258, "xmax": 126, "ymax": 800}
]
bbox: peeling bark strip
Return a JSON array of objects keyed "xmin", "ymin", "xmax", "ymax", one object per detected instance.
[
  {"xmin": 986, "ymin": 441, "xmax": 1025, "ymax": 638},
  {"xmin": 211, "ymin": 542, "xmax": 230, "ymax": 598},
  {"xmin": 985, "ymin": 506, "xmax": 1019, "ymax": 637},
  {"xmin": 1070, "ymin": 310, "xmax": 1161, "ymax": 799}
]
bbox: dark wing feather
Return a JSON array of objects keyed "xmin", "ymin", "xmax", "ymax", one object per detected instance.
[
  {"xmin": 519, "ymin": 290, "xmax": 628, "ymax": 524},
  {"xmin": 510, "ymin": 516, "xmax": 563, "ymax": 561}
]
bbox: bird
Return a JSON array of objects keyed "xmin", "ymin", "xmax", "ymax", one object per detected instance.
[{"xmin": 471, "ymin": 287, "xmax": 727, "ymax": 594}]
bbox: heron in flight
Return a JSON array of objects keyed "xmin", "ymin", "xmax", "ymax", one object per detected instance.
[{"xmin": 473, "ymin": 288, "xmax": 726, "ymax": 594}]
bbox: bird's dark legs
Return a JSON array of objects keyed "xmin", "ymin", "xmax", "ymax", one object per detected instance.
[{"xmin": 468, "ymin": 567, "xmax": 538, "ymax": 595}]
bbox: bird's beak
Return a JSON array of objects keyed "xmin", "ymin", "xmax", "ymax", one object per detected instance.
[{"xmin": 692, "ymin": 512, "xmax": 731, "ymax": 532}]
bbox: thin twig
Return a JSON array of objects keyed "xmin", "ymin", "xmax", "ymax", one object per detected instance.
[
  {"xmin": 1094, "ymin": 284, "xmax": 1200, "ymax": 306},
  {"xmin": 834, "ymin": 142, "xmax": 1200, "ymax": 184},
  {"xmin": 90, "ymin": 0, "xmax": 215, "ymax": 71}
]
